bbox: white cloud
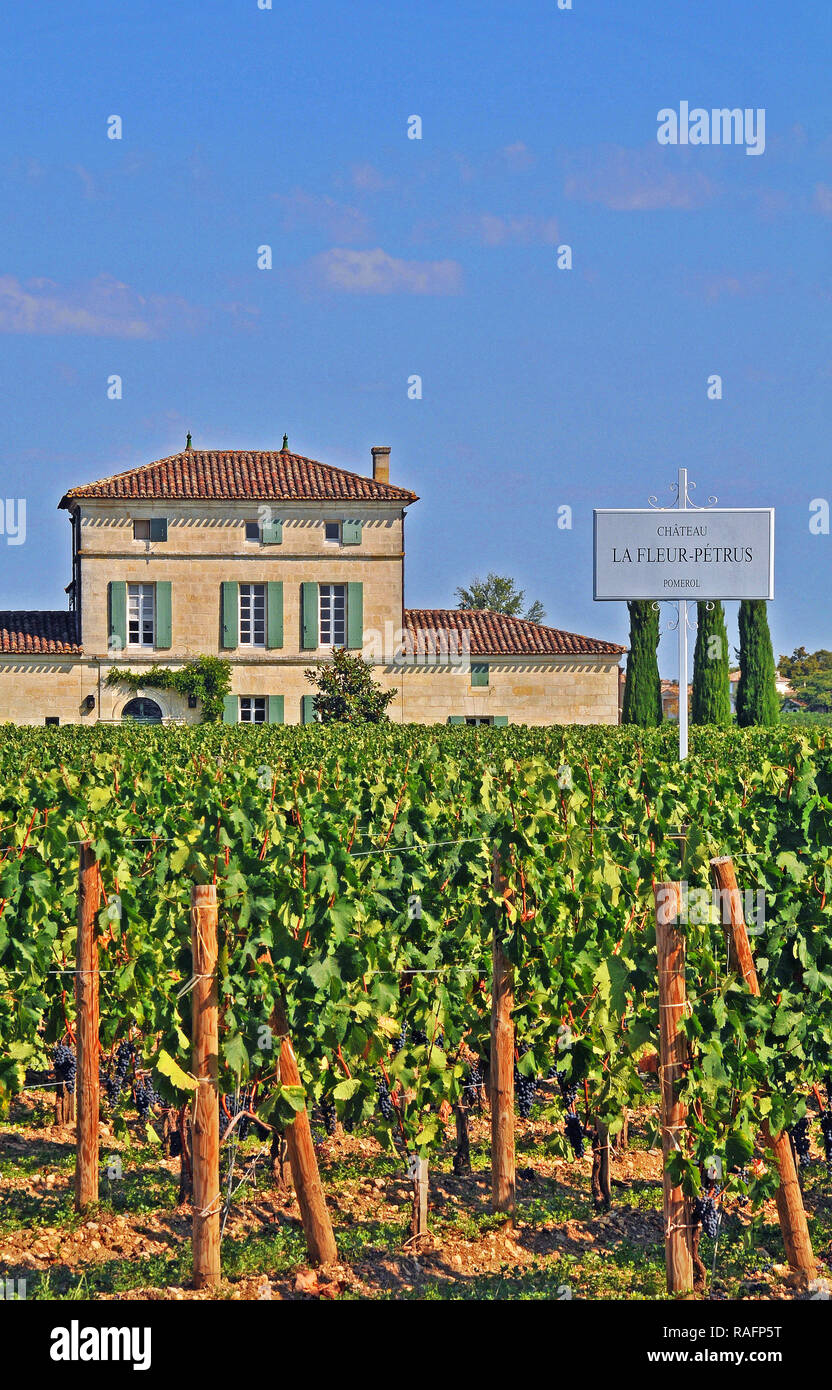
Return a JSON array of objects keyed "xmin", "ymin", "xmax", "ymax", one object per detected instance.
[
  {"xmin": 500, "ymin": 142, "xmax": 536, "ymax": 172},
  {"xmin": 276, "ymin": 188, "xmax": 371, "ymax": 242},
  {"xmin": 0, "ymin": 273, "xmax": 202, "ymax": 337},
  {"xmin": 311, "ymin": 247, "xmax": 462, "ymax": 295},
  {"xmin": 564, "ymin": 145, "xmax": 716, "ymax": 211},
  {"xmin": 468, "ymin": 213, "xmax": 559, "ymax": 246}
]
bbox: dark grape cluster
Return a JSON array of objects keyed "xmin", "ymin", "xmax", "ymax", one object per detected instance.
[
  {"xmin": 790, "ymin": 1116, "xmax": 811, "ymax": 1167},
  {"xmin": 52, "ymin": 1042, "xmax": 76, "ymax": 1087},
  {"xmin": 461, "ymin": 1058, "xmax": 483, "ymax": 1109},
  {"xmin": 554, "ymin": 1069, "xmax": 578, "ymax": 1110},
  {"xmin": 693, "ymin": 1189, "xmax": 721, "ymax": 1239},
  {"xmin": 168, "ymin": 1129, "xmax": 183, "ymax": 1158},
  {"xmin": 395, "ymin": 1023, "xmax": 445, "ymax": 1053},
  {"xmin": 550, "ymin": 1062, "xmax": 586, "ymax": 1156},
  {"xmin": 319, "ymin": 1095, "xmax": 337, "ymax": 1136},
  {"xmin": 132, "ymin": 1076, "xmax": 160, "ymax": 1121},
  {"xmin": 102, "ymin": 1041, "xmax": 135, "ymax": 1109},
  {"xmin": 514, "ymin": 1050, "xmax": 537, "ymax": 1119},
  {"xmin": 410, "ymin": 1027, "xmax": 445, "ymax": 1050},
  {"xmin": 564, "ymin": 1112, "xmax": 586, "ymax": 1158},
  {"xmin": 376, "ymin": 1076, "xmax": 395, "ymax": 1122},
  {"xmin": 732, "ymin": 1166, "xmax": 750, "ymax": 1207}
]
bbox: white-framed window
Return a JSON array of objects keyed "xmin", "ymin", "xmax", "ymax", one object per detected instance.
[
  {"xmin": 245, "ymin": 521, "xmax": 260, "ymax": 542},
  {"xmin": 240, "ymin": 697, "xmax": 267, "ymax": 724},
  {"xmin": 133, "ymin": 520, "xmax": 152, "ymax": 541},
  {"xmin": 127, "ymin": 583, "xmax": 155, "ymax": 647},
  {"xmin": 465, "ymin": 716, "xmax": 493, "ymax": 726},
  {"xmin": 319, "ymin": 584, "xmax": 346, "ymax": 646},
  {"xmin": 324, "ymin": 521, "xmax": 341, "ymax": 545},
  {"xmin": 239, "ymin": 583, "xmax": 266, "ymax": 647}
]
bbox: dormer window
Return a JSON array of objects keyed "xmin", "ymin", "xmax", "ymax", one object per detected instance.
[{"xmin": 133, "ymin": 518, "xmax": 167, "ymax": 542}]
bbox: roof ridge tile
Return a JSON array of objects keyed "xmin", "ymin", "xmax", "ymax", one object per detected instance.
[{"xmin": 59, "ymin": 449, "xmax": 418, "ymax": 506}]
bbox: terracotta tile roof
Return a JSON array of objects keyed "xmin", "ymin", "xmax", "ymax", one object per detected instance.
[
  {"xmin": 59, "ymin": 450, "xmax": 418, "ymax": 506},
  {"xmin": 0, "ymin": 611, "xmax": 81, "ymax": 655},
  {"xmin": 404, "ymin": 609, "xmax": 625, "ymax": 657}
]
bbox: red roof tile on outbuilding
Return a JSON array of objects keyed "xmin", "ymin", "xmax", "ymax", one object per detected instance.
[
  {"xmin": 0, "ymin": 611, "xmax": 81, "ymax": 655},
  {"xmin": 404, "ymin": 609, "xmax": 625, "ymax": 657}
]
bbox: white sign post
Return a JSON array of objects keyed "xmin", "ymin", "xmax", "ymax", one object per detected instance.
[{"xmin": 594, "ymin": 470, "xmax": 775, "ymax": 760}]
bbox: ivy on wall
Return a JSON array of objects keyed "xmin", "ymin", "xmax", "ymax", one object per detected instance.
[{"xmin": 105, "ymin": 656, "xmax": 232, "ymax": 723}]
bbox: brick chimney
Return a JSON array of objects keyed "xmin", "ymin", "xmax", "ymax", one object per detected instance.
[{"xmin": 371, "ymin": 446, "xmax": 390, "ymax": 484}]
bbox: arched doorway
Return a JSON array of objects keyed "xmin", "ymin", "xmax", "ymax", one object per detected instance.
[{"xmin": 121, "ymin": 697, "xmax": 163, "ymax": 724}]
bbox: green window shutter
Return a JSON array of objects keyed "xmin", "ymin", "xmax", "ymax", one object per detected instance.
[
  {"xmin": 301, "ymin": 695, "xmax": 316, "ymax": 725},
  {"xmin": 267, "ymin": 582, "xmax": 283, "ymax": 648},
  {"xmin": 155, "ymin": 582, "xmax": 172, "ymax": 649},
  {"xmin": 471, "ymin": 662, "xmax": 489, "ymax": 687},
  {"xmin": 301, "ymin": 583, "xmax": 318, "ymax": 649},
  {"xmin": 448, "ymin": 715, "xmax": 465, "ymax": 725},
  {"xmin": 149, "ymin": 518, "xmax": 168, "ymax": 542},
  {"xmin": 222, "ymin": 695, "xmax": 238, "ymax": 724},
  {"xmin": 221, "ymin": 582, "xmax": 238, "ymax": 648},
  {"xmin": 268, "ymin": 695, "xmax": 284, "ymax": 725},
  {"xmin": 262, "ymin": 520, "xmax": 282, "ymax": 545},
  {"xmin": 493, "ymin": 715, "xmax": 508, "ymax": 726},
  {"xmin": 347, "ymin": 581, "xmax": 363, "ymax": 649},
  {"xmin": 108, "ymin": 581, "xmax": 127, "ymax": 652},
  {"xmin": 342, "ymin": 519, "xmax": 362, "ymax": 546}
]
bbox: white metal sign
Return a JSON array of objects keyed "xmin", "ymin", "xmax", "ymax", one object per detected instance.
[
  {"xmin": 593, "ymin": 470, "xmax": 775, "ymax": 762},
  {"xmin": 594, "ymin": 508, "xmax": 774, "ymax": 601}
]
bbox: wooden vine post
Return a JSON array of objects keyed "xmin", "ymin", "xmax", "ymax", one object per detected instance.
[
  {"xmin": 191, "ymin": 884, "xmax": 220, "ymax": 1289},
  {"xmin": 710, "ymin": 855, "xmax": 816, "ymax": 1281},
  {"xmin": 490, "ymin": 848, "xmax": 515, "ymax": 1216},
  {"xmin": 591, "ymin": 1120, "xmax": 612, "ymax": 1210},
  {"xmin": 654, "ymin": 880, "xmax": 694, "ymax": 1294},
  {"xmin": 75, "ymin": 841, "xmax": 101, "ymax": 1211},
  {"xmin": 272, "ymin": 997, "xmax": 338, "ymax": 1265},
  {"xmin": 56, "ymin": 1071, "xmax": 76, "ymax": 1125},
  {"xmin": 453, "ymin": 1104, "xmax": 471, "ymax": 1174},
  {"xmin": 409, "ymin": 1155, "xmax": 430, "ymax": 1240}
]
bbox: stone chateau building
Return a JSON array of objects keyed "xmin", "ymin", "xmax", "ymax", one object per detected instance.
[{"xmin": 0, "ymin": 440, "xmax": 624, "ymax": 726}]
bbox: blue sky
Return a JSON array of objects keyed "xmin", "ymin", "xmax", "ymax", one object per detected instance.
[{"xmin": 0, "ymin": 0, "xmax": 829, "ymax": 673}]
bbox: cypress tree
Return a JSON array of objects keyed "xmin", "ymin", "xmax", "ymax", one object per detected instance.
[
  {"xmin": 736, "ymin": 600, "xmax": 779, "ymax": 726},
  {"xmin": 622, "ymin": 600, "xmax": 663, "ymax": 726},
  {"xmin": 691, "ymin": 601, "xmax": 731, "ymax": 726}
]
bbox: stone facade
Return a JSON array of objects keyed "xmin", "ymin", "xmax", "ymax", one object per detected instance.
[
  {"xmin": 0, "ymin": 445, "xmax": 624, "ymax": 726},
  {"xmin": 389, "ymin": 659, "xmax": 621, "ymax": 726}
]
